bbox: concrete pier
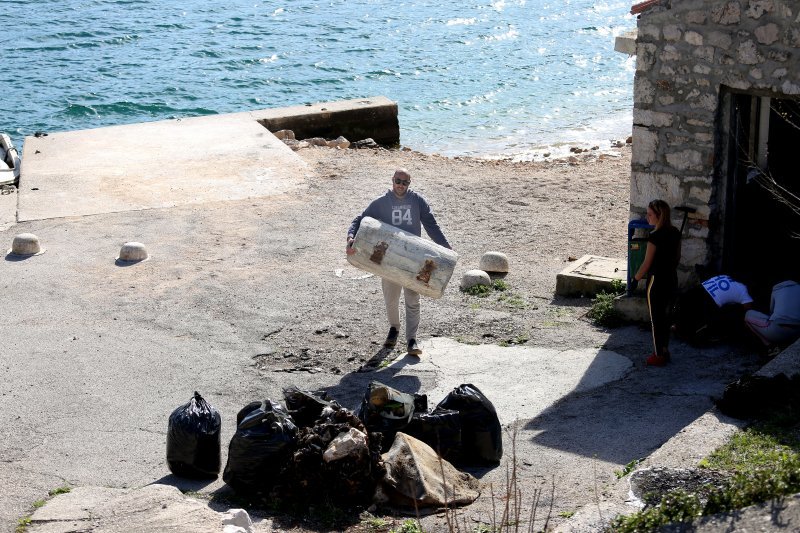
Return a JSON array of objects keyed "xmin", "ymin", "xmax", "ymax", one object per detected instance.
[
  {"xmin": 13, "ymin": 97, "xmax": 399, "ymax": 222},
  {"xmin": 254, "ymin": 96, "xmax": 399, "ymax": 145}
]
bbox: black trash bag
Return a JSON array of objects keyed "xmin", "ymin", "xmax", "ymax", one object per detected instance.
[
  {"xmin": 223, "ymin": 399, "xmax": 298, "ymax": 495},
  {"xmin": 358, "ymin": 381, "xmax": 416, "ymax": 451},
  {"xmin": 403, "ymin": 408, "xmax": 462, "ymax": 462},
  {"xmin": 436, "ymin": 383, "xmax": 502, "ymax": 465},
  {"xmin": 283, "ymin": 386, "xmax": 340, "ymax": 427},
  {"xmin": 166, "ymin": 391, "xmax": 222, "ymax": 479}
]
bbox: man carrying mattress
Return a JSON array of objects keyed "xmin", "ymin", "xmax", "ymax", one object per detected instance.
[{"xmin": 346, "ymin": 168, "xmax": 451, "ymax": 356}]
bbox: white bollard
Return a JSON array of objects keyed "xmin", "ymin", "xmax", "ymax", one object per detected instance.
[{"xmin": 460, "ymin": 269, "xmax": 492, "ymax": 290}]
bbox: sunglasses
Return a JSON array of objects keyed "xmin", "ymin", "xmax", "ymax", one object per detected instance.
[{"xmin": 394, "ymin": 178, "xmax": 411, "ymax": 185}]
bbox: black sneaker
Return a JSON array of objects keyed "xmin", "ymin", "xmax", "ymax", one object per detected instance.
[
  {"xmin": 407, "ymin": 339, "xmax": 422, "ymax": 356},
  {"xmin": 384, "ymin": 327, "xmax": 399, "ymax": 347}
]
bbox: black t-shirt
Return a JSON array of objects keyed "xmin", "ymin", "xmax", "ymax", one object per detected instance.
[{"xmin": 648, "ymin": 225, "xmax": 681, "ymax": 279}]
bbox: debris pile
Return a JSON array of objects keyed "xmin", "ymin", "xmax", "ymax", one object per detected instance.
[{"xmin": 168, "ymin": 382, "xmax": 500, "ymax": 513}]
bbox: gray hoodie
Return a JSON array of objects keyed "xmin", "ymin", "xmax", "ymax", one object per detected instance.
[{"xmin": 347, "ymin": 189, "xmax": 451, "ymax": 249}]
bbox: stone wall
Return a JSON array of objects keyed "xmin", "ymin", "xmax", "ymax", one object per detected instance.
[{"xmin": 630, "ymin": 0, "xmax": 800, "ymax": 282}]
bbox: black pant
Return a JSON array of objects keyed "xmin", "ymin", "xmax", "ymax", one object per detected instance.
[{"xmin": 646, "ymin": 274, "xmax": 676, "ymax": 356}]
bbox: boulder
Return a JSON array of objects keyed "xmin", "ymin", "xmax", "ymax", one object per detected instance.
[
  {"xmin": 327, "ymin": 136, "xmax": 350, "ymax": 149},
  {"xmin": 273, "ymin": 129, "xmax": 295, "ymax": 140}
]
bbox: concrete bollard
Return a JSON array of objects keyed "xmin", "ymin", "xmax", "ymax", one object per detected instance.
[
  {"xmin": 7, "ymin": 233, "xmax": 45, "ymax": 257},
  {"xmin": 461, "ymin": 269, "xmax": 492, "ymax": 289},
  {"xmin": 479, "ymin": 251, "xmax": 509, "ymax": 273},
  {"xmin": 116, "ymin": 242, "xmax": 149, "ymax": 264}
]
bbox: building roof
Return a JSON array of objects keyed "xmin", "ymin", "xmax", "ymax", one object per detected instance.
[{"xmin": 631, "ymin": 0, "xmax": 665, "ymax": 15}]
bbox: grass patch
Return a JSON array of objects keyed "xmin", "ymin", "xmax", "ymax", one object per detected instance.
[
  {"xmin": 497, "ymin": 293, "xmax": 526, "ymax": 309},
  {"xmin": 360, "ymin": 513, "xmax": 389, "ymax": 531},
  {"xmin": 15, "ymin": 516, "xmax": 31, "ymax": 533},
  {"xmin": 492, "ymin": 279, "xmax": 509, "ymax": 291},
  {"xmin": 587, "ymin": 291, "xmax": 622, "ymax": 328},
  {"xmin": 16, "ymin": 485, "xmax": 72, "ymax": 532},
  {"xmin": 390, "ymin": 519, "xmax": 423, "ymax": 533},
  {"xmin": 558, "ymin": 510, "xmax": 575, "ymax": 518},
  {"xmin": 463, "ymin": 284, "xmax": 493, "ymax": 297},
  {"xmin": 48, "ymin": 486, "xmax": 71, "ymax": 497},
  {"xmin": 611, "ymin": 415, "xmax": 800, "ymax": 532}
]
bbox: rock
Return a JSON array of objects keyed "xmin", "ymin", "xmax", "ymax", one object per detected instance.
[
  {"xmin": 543, "ymin": 152, "xmax": 551, "ymax": 157},
  {"xmin": 354, "ymin": 138, "xmax": 378, "ymax": 149},
  {"xmin": 304, "ymin": 137, "xmax": 328, "ymax": 147},
  {"xmin": 323, "ymin": 427, "xmax": 369, "ymax": 462},
  {"xmin": 478, "ymin": 251, "xmax": 509, "ymax": 273},
  {"xmin": 283, "ymin": 139, "xmax": 310, "ymax": 151},
  {"xmin": 626, "ymin": 136, "xmax": 633, "ymax": 144},
  {"xmin": 460, "ymin": 269, "xmax": 491, "ymax": 289},
  {"xmin": 327, "ymin": 136, "xmax": 350, "ymax": 149},
  {"xmin": 222, "ymin": 509, "xmax": 253, "ymax": 533},
  {"xmin": 273, "ymin": 129, "xmax": 295, "ymax": 141}
]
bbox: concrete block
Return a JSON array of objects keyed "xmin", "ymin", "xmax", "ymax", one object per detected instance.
[
  {"xmin": 613, "ymin": 294, "xmax": 649, "ymax": 323},
  {"xmin": 253, "ymin": 96, "xmax": 399, "ymax": 145},
  {"xmin": 555, "ymin": 255, "xmax": 626, "ymax": 298},
  {"xmin": 614, "ymin": 29, "xmax": 637, "ymax": 55}
]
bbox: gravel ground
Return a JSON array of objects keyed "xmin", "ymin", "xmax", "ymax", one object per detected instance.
[{"xmin": 252, "ymin": 145, "xmax": 632, "ymax": 378}]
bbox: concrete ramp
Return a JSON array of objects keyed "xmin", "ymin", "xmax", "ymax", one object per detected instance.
[{"xmin": 18, "ymin": 112, "xmax": 307, "ymax": 221}]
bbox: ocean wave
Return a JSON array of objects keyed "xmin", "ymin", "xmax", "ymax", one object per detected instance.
[{"xmin": 446, "ymin": 17, "xmax": 476, "ymax": 26}]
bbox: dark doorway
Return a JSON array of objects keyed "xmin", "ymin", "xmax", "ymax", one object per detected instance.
[{"xmin": 724, "ymin": 93, "xmax": 800, "ymax": 305}]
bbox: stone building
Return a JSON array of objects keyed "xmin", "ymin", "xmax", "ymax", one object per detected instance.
[{"xmin": 622, "ymin": 0, "xmax": 800, "ymax": 300}]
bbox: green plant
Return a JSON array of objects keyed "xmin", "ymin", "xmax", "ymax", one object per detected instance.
[
  {"xmin": 391, "ymin": 519, "xmax": 424, "ymax": 533},
  {"xmin": 587, "ymin": 291, "xmax": 622, "ymax": 328},
  {"xmin": 610, "ymin": 279, "xmax": 625, "ymax": 295},
  {"xmin": 492, "ymin": 279, "xmax": 509, "ymax": 291},
  {"xmin": 463, "ymin": 284, "xmax": 493, "ymax": 296},
  {"xmin": 48, "ymin": 486, "xmax": 71, "ymax": 497},
  {"xmin": 558, "ymin": 510, "xmax": 575, "ymax": 518},
  {"xmin": 499, "ymin": 294, "xmax": 526, "ymax": 309},
  {"xmin": 31, "ymin": 500, "xmax": 45, "ymax": 510},
  {"xmin": 611, "ymin": 490, "xmax": 703, "ymax": 532},
  {"xmin": 614, "ymin": 458, "xmax": 642, "ymax": 479},
  {"xmin": 612, "ymin": 415, "xmax": 800, "ymax": 532},
  {"xmin": 361, "ymin": 514, "xmax": 390, "ymax": 530},
  {"xmin": 15, "ymin": 516, "xmax": 31, "ymax": 533}
]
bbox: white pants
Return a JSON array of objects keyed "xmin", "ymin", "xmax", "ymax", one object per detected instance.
[
  {"xmin": 745, "ymin": 310, "xmax": 800, "ymax": 346},
  {"xmin": 382, "ymin": 279, "xmax": 420, "ymax": 340}
]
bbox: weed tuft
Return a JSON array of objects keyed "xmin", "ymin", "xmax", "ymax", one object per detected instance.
[
  {"xmin": 390, "ymin": 519, "xmax": 424, "ymax": 533},
  {"xmin": 614, "ymin": 459, "xmax": 642, "ymax": 479},
  {"xmin": 587, "ymin": 291, "xmax": 622, "ymax": 328}
]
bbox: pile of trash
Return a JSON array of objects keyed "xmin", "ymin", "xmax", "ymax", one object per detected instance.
[{"xmin": 166, "ymin": 382, "xmax": 502, "ymax": 512}]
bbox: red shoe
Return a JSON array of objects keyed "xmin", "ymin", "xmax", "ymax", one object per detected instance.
[{"xmin": 646, "ymin": 353, "xmax": 670, "ymax": 366}]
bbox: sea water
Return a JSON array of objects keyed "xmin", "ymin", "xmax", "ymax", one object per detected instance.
[{"xmin": 2, "ymin": 0, "xmax": 635, "ymax": 159}]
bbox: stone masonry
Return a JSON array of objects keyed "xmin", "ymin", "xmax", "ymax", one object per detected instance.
[{"xmin": 629, "ymin": 0, "xmax": 800, "ymax": 284}]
